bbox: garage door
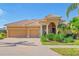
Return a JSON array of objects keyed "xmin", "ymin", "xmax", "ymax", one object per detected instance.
[
  {"xmin": 8, "ymin": 27, "xmax": 27, "ymax": 38},
  {"xmin": 29, "ymin": 27, "xmax": 40, "ymax": 38}
]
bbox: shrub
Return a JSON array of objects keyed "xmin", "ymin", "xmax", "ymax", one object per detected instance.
[
  {"xmin": 59, "ymin": 34, "xmax": 65, "ymax": 39},
  {"xmin": 72, "ymin": 34, "xmax": 77, "ymax": 39},
  {"xmin": 65, "ymin": 33, "xmax": 73, "ymax": 37},
  {"xmin": 47, "ymin": 33, "xmax": 54, "ymax": 40},
  {"xmin": 0, "ymin": 33, "xmax": 6, "ymax": 39},
  {"xmin": 53, "ymin": 34, "xmax": 60, "ymax": 41},
  {"xmin": 53, "ymin": 34, "xmax": 65, "ymax": 42},
  {"xmin": 56, "ymin": 34, "xmax": 65, "ymax": 42},
  {"xmin": 47, "ymin": 33, "xmax": 65, "ymax": 42},
  {"xmin": 41, "ymin": 35, "xmax": 47, "ymax": 42},
  {"xmin": 64, "ymin": 36, "xmax": 74, "ymax": 43}
]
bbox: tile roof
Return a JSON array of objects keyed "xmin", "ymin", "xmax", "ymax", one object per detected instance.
[
  {"xmin": 6, "ymin": 19, "xmax": 41, "ymax": 26},
  {"xmin": 5, "ymin": 14, "xmax": 62, "ymax": 27}
]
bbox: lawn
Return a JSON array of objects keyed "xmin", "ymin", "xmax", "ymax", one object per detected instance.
[
  {"xmin": 51, "ymin": 48, "xmax": 79, "ymax": 56},
  {"xmin": 41, "ymin": 40, "xmax": 79, "ymax": 45}
]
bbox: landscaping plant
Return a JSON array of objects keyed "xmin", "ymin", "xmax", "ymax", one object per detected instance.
[
  {"xmin": 0, "ymin": 33, "xmax": 6, "ymax": 39},
  {"xmin": 41, "ymin": 35, "xmax": 47, "ymax": 42},
  {"xmin": 53, "ymin": 34, "xmax": 60, "ymax": 41},
  {"xmin": 57, "ymin": 34, "xmax": 65, "ymax": 42},
  {"xmin": 64, "ymin": 36, "xmax": 74, "ymax": 43},
  {"xmin": 47, "ymin": 33, "xmax": 54, "ymax": 41}
]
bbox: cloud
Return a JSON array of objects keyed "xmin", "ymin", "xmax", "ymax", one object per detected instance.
[{"xmin": 0, "ymin": 9, "xmax": 4, "ymax": 16}]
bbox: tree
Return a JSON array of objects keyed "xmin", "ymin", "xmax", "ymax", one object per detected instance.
[
  {"xmin": 70, "ymin": 17, "xmax": 79, "ymax": 34},
  {"xmin": 69, "ymin": 17, "xmax": 79, "ymax": 39},
  {"xmin": 66, "ymin": 3, "xmax": 79, "ymax": 17}
]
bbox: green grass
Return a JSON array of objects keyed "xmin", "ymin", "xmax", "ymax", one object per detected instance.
[
  {"xmin": 41, "ymin": 40, "xmax": 79, "ymax": 45},
  {"xmin": 51, "ymin": 48, "xmax": 79, "ymax": 56}
]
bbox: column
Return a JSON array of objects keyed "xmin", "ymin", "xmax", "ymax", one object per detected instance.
[
  {"xmin": 27, "ymin": 27, "xmax": 30, "ymax": 38},
  {"xmin": 40, "ymin": 25, "xmax": 42, "ymax": 36},
  {"xmin": 56, "ymin": 25, "xmax": 58, "ymax": 34},
  {"xmin": 46, "ymin": 24, "xmax": 48, "ymax": 34}
]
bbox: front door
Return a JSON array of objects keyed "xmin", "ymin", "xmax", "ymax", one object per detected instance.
[
  {"xmin": 48, "ymin": 22, "xmax": 56, "ymax": 34},
  {"xmin": 52, "ymin": 28, "xmax": 56, "ymax": 33}
]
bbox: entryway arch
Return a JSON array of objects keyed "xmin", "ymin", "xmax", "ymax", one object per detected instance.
[{"xmin": 48, "ymin": 22, "xmax": 56, "ymax": 33}]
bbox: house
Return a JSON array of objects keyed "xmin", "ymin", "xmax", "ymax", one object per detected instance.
[{"xmin": 5, "ymin": 14, "xmax": 62, "ymax": 38}]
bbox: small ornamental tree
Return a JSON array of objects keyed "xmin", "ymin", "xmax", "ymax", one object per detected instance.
[{"xmin": 58, "ymin": 23, "xmax": 67, "ymax": 34}]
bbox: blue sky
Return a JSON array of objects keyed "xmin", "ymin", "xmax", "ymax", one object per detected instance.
[{"xmin": 0, "ymin": 3, "xmax": 78, "ymax": 28}]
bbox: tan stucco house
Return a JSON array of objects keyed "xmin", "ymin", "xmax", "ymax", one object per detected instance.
[{"xmin": 5, "ymin": 14, "xmax": 62, "ymax": 38}]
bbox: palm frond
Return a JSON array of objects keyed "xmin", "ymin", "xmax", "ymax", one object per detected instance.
[{"xmin": 66, "ymin": 3, "xmax": 78, "ymax": 17}]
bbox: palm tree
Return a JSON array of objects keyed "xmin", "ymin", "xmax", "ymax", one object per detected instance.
[{"xmin": 66, "ymin": 3, "xmax": 79, "ymax": 17}]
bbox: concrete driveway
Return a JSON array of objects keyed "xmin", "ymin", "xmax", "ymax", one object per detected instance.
[{"xmin": 0, "ymin": 38, "xmax": 60, "ymax": 56}]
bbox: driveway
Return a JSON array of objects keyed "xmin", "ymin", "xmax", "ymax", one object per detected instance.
[{"xmin": 0, "ymin": 38, "xmax": 60, "ymax": 56}]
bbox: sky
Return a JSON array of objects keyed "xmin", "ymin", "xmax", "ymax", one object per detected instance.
[{"xmin": 0, "ymin": 3, "xmax": 78, "ymax": 28}]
